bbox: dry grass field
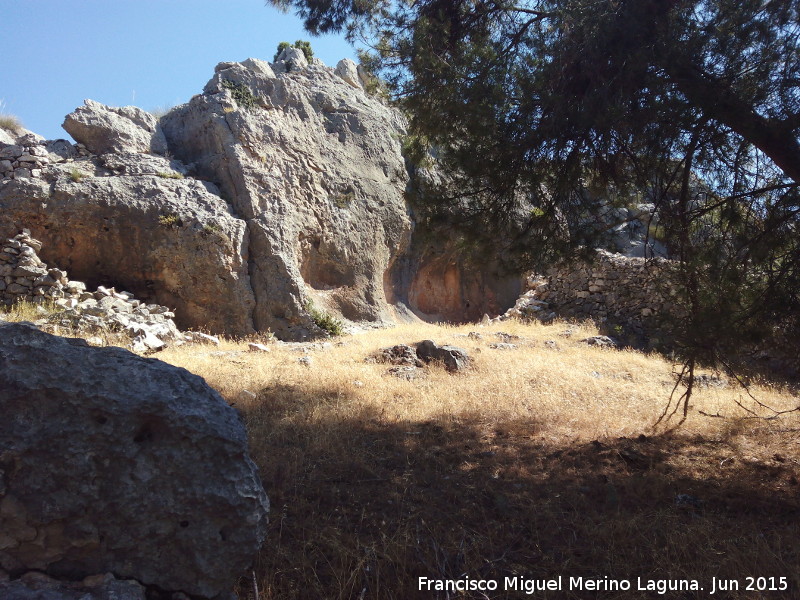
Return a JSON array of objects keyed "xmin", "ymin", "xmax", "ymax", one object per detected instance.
[
  {"xmin": 156, "ymin": 319, "xmax": 800, "ymax": 600},
  {"xmin": 6, "ymin": 303, "xmax": 799, "ymax": 599}
]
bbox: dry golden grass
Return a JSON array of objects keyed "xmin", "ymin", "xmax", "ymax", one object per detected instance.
[{"xmin": 157, "ymin": 319, "xmax": 800, "ymax": 600}]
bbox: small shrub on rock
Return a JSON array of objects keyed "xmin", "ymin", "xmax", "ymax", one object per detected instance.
[
  {"xmin": 158, "ymin": 213, "xmax": 181, "ymax": 228},
  {"xmin": 156, "ymin": 171, "xmax": 184, "ymax": 179},
  {"xmin": 305, "ymin": 300, "xmax": 344, "ymax": 337},
  {"xmin": 220, "ymin": 80, "xmax": 259, "ymax": 111},
  {"xmin": 274, "ymin": 40, "xmax": 314, "ymax": 62}
]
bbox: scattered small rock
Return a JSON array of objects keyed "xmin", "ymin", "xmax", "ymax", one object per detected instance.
[
  {"xmin": 185, "ymin": 331, "xmax": 221, "ymax": 346},
  {"xmin": 675, "ymin": 493, "xmax": 703, "ymax": 511},
  {"xmin": 298, "ymin": 355, "xmax": 312, "ymax": 367},
  {"xmin": 416, "ymin": 340, "xmax": 472, "ymax": 373},
  {"xmin": 580, "ymin": 335, "xmax": 619, "ymax": 348},
  {"xmin": 387, "ymin": 366, "xmax": 426, "ymax": 381},
  {"xmin": 236, "ymin": 389, "xmax": 257, "ymax": 403},
  {"xmin": 692, "ymin": 374, "xmax": 727, "ymax": 388},
  {"xmin": 248, "ymin": 342, "xmax": 271, "ymax": 353},
  {"xmin": 494, "ymin": 332, "xmax": 520, "ymax": 342},
  {"xmin": 488, "ymin": 342, "xmax": 517, "ymax": 350}
]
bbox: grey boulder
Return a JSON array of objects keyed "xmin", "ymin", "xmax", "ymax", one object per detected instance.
[
  {"xmin": 0, "ymin": 322, "xmax": 269, "ymax": 599},
  {"xmin": 416, "ymin": 339, "xmax": 472, "ymax": 372},
  {"xmin": 62, "ymin": 99, "xmax": 168, "ymax": 155}
]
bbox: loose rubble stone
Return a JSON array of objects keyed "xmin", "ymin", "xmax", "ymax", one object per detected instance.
[
  {"xmin": 581, "ymin": 335, "xmax": 619, "ymax": 348},
  {"xmin": 488, "ymin": 342, "xmax": 517, "ymax": 350},
  {"xmin": 236, "ymin": 389, "xmax": 258, "ymax": 403},
  {"xmin": 502, "ymin": 250, "xmax": 683, "ymax": 343},
  {"xmin": 0, "ymin": 322, "xmax": 269, "ymax": 599},
  {"xmin": 374, "ymin": 344, "xmax": 424, "ymax": 367},
  {"xmin": 0, "ymin": 231, "xmax": 190, "ymax": 353},
  {"xmin": 387, "ymin": 366, "xmax": 426, "ymax": 381},
  {"xmin": 185, "ymin": 331, "xmax": 221, "ymax": 345}
]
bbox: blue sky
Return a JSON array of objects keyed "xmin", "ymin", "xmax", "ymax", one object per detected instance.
[{"xmin": 4, "ymin": 0, "xmax": 356, "ymax": 140}]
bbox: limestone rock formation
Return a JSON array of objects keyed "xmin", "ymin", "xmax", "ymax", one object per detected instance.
[
  {"xmin": 62, "ymin": 99, "xmax": 168, "ymax": 155},
  {"xmin": 0, "ymin": 230, "xmax": 185, "ymax": 353},
  {"xmin": 390, "ymin": 242, "xmax": 524, "ymax": 323},
  {"xmin": 161, "ymin": 56, "xmax": 412, "ymax": 339},
  {"xmin": 0, "ymin": 322, "xmax": 269, "ymax": 599},
  {"xmin": 334, "ymin": 58, "xmax": 363, "ymax": 90},
  {"xmin": 1, "ymin": 54, "xmax": 526, "ymax": 339},
  {"xmin": 0, "ymin": 152, "xmax": 255, "ymax": 335}
]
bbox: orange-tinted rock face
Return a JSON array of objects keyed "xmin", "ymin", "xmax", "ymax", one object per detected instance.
[{"xmin": 402, "ymin": 249, "xmax": 523, "ymax": 323}]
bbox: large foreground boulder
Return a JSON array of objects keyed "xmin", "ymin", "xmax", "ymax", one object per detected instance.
[
  {"xmin": 0, "ymin": 571, "xmax": 146, "ymax": 600},
  {"xmin": 0, "ymin": 322, "xmax": 269, "ymax": 599}
]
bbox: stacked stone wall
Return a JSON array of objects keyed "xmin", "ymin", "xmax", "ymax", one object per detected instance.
[
  {"xmin": 0, "ymin": 230, "xmax": 78, "ymax": 304},
  {"xmin": 521, "ymin": 250, "xmax": 686, "ymax": 342},
  {"xmin": 0, "ymin": 135, "xmax": 85, "ymax": 181}
]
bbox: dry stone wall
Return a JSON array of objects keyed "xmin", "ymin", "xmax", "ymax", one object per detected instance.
[{"xmin": 505, "ymin": 250, "xmax": 685, "ymax": 343}]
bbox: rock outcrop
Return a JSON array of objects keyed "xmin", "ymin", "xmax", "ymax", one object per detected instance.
[
  {"xmin": 390, "ymin": 242, "xmax": 524, "ymax": 323},
  {"xmin": 62, "ymin": 99, "xmax": 168, "ymax": 155},
  {"xmin": 0, "ymin": 230, "xmax": 184, "ymax": 352},
  {"xmin": 0, "ymin": 148, "xmax": 255, "ymax": 335},
  {"xmin": 1, "ymin": 53, "xmax": 530, "ymax": 339},
  {"xmin": 0, "ymin": 322, "xmax": 269, "ymax": 599},
  {"xmin": 416, "ymin": 339, "xmax": 472, "ymax": 372},
  {"xmin": 160, "ymin": 54, "xmax": 412, "ymax": 339}
]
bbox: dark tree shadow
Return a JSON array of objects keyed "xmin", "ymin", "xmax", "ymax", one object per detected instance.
[{"xmin": 237, "ymin": 383, "xmax": 800, "ymax": 600}]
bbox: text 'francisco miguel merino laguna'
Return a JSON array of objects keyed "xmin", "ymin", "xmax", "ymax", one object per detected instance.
[{"xmin": 418, "ymin": 575, "xmax": 708, "ymax": 595}]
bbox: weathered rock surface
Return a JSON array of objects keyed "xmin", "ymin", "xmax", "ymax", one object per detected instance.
[
  {"xmin": 0, "ymin": 322, "xmax": 269, "ymax": 599},
  {"xmin": 373, "ymin": 344, "xmax": 424, "ymax": 367},
  {"xmin": 0, "ymin": 156, "xmax": 255, "ymax": 335},
  {"xmin": 387, "ymin": 228, "xmax": 524, "ymax": 324},
  {"xmin": 0, "ymin": 230, "xmax": 186, "ymax": 353},
  {"xmin": 416, "ymin": 339, "xmax": 472, "ymax": 372},
  {"xmin": 334, "ymin": 58, "xmax": 363, "ymax": 90},
  {"xmin": 62, "ymin": 99, "xmax": 167, "ymax": 155},
  {"xmin": 1, "ymin": 55, "xmax": 524, "ymax": 339},
  {"xmin": 161, "ymin": 56, "xmax": 412, "ymax": 338},
  {"xmin": 580, "ymin": 335, "xmax": 619, "ymax": 348}
]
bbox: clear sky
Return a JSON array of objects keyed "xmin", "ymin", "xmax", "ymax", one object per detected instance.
[{"xmin": 4, "ymin": 0, "xmax": 356, "ymax": 141}]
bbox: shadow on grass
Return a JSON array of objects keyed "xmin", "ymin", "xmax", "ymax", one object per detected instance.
[{"xmin": 238, "ymin": 383, "xmax": 800, "ymax": 600}]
